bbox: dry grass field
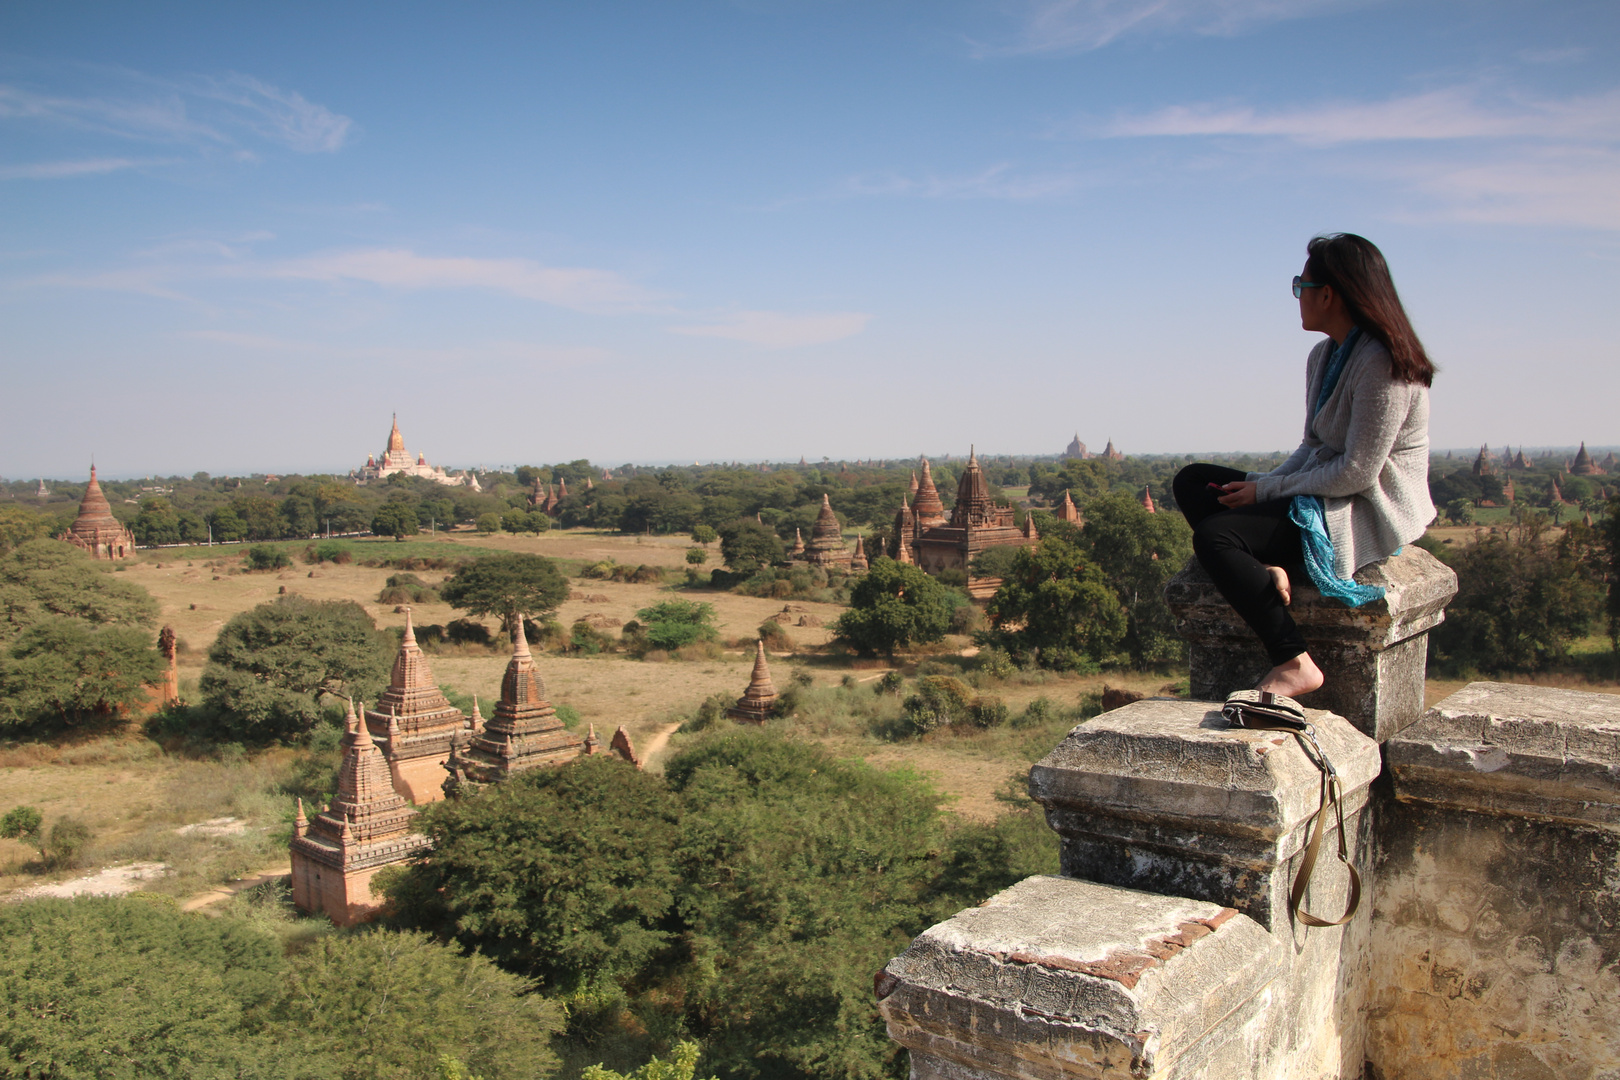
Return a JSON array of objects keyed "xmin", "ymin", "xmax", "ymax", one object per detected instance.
[{"xmin": 4, "ymin": 525, "xmax": 1615, "ymax": 903}]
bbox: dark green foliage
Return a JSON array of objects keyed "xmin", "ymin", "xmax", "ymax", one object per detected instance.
[
  {"xmin": 269, "ymin": 931, "xmax": 563, "ymax": 1080},
  {"xmin": 199, "ymin": 596, "xmax": 395, "ymax": 742},
  {"xmin": 371, "ymin": 502, "xmax": 420, "ymax": 540},
  {"xmin": 446, "ymin": 618, "xmax": 495, "ymax": 646},
  {"xmin": 0, "ymin": 806, "xmax": 43, "ymax": 853},
  {"xmin": 245, "ymin": 544, "xmax": 293, "ymax": 571},
  {"xmin": 1605, "ymin": 497, "xmax": 1620, "ymax": 655},
  {"xmin": 685, "ymin": 547, "xmax": 707, "ymax": 565},
  {"xmin": 570, "ymin": 619, "xmax": 616, "ymax": 655},
  {"xmin": 0, "ymin": 617, "xmax": 164, "ymax": 728},
  {"xmin": 1072, "ymin": 493, "xmax": 1193, "ymax": 667},
  {"xmin": 968, "ymin": 696, "xmax": 1009, "ymax": 728},
  {"xmin": 0, "ymin": 540, "xmax": 158, "ymax": 641},
  {"xmin": 833, "ymin": 557, "xmax": 955, "ymax": 657},
  {"xmin": 44, "ymin": 818, "xmax": 93, "ymax": 869},
  {"xmin": 875, "ymin": 670, "xmax": 903, "ymax": 695},
  {"xmin": 756, "ymin": 620, "xmax": 792, "ymax": 650},
  {"xmin": 901, "ymin": 675, "xmax": 975, "ymax": 734},
  {"xmin": 634, "ymin": 601, "xmax": 719, "ymax": 653},
  {"xmin": 717, "ymin": 520, "xmax": 784, "ymax": 574},
  {"xmin": 476, "ymin": 513, "xmax": 502, "ymax": 534},
  {"xmin": 1430, "ymin": 516, "xmax": 1607, "ymax": 674},
  {"xmin": 0, "ymin": 505, "xmax": 51, "ymax": 554},
  {"xmin": 980, "ymin": 537, "xmax": 1127, "ymax": 670},
  {"xmin": 690, "ymin": 525, "xmax": 718, "ymax": 546},
  {"xmin": 0, "ymin": 897, "xmax": 561, "ymax": 1080},
  {"xmin": 440, "ymin": 552, "xmax": 569, "ymax": 624},
  {"xmin": 378, "ymin": 572, "xmax": 438, "ymax": 605},
  {"xmin": 384, "ymin": 756, "xmax": 681, "ymax": 989}
]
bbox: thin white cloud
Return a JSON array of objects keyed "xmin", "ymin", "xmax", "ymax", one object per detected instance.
[
  {"xmin": 0, "ymin": 70, "xmax": 351, "ymax": 154},
  {"xmin": 1106, "ymin": 87, "xmax": 1620, "ymax": 144},
  {"xmin": 666, "ymin": 310, "xmax": 871, "ymax": 348},
  {"xmin": 1403, "ymin": 147, "xmax": 1620, "ymax": 231},
  {"xmin": 179, "ymin": 329, "xmax": 610, "ymax": 370},
  {"xmin": 255, "ymin": 248, "xmax": 661, "ymax": 314},
  {"xmin": 980, "ymin": 0, "xmax": 1364, "ymax": 55},
  {"xmin": 0, "ymin": 157, "xmax": 143, "ymax": 180}
]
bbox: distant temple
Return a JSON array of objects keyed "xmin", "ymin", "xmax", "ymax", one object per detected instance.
[
  {"xmin": 1570, "ymin": 442, "xmax": 1606, "ymax": 476},
  {"xmin": 364, "ymin": 610, "xmax": 469, "ymax": 803},
  {"xmin": 34, "ymin": 480, "xmax": 48, "ymax": 499},
  {"xmin": 443, "ymin": 622, "xmax": 584, "ymax": 793},
  {"xmin": 727, "ymin": 640, "xmax": 780, "ymax": 724},
  {"xmin": 1055, "ymin": 490, "xmax": 1084, "ymax": 526},
  {"xmin": 290, "ymin": 701, "xmax": 428, "ymax": 927},
  {"xmin": 1472, "ymin": 444, "xmax": 1496, "ymax": 477},
  {"xmin": 355, "ymin": 414, "xmax": 479, "ymax": 487},
  {"xmin": 1063, "ymin": 434, "xmax": 1089, "ymax": 460},
  {"xmin": 795, "ymin": 494, "xmax": 853, "ymax": 569},
  {"xmin": 894, "ymin": 451, "xmax": 1039, "ymax": 599},
  {"xmin": 61, "ymin": 465, "xmax": 137, "ymax": 560},
  {"xmin": 1099, "ymin": 439, "xmax": 1124, "ymax": 462}
]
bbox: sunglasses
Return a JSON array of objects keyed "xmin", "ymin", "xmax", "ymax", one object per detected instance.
[{"xmin": 1293, "ymin": 275, "xmax": 1325, "ymax": 299}]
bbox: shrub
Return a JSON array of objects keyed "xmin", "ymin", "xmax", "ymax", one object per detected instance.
[
  {"xmin": 757, "ymin": 621, "xmax": 792, "ymax": 651},
  {"xmin": 311, "ymin": 541, "xmax": 352, "ymax": 564},
  {"xmin": 1017, "ymin": 696, "xmax": 1055, "ymax": 728},
  {"xmin": 977, "ymin": 647, "xmax": 1016, "ymax": 681},
  {"xmin": 446, "ymin": 618, "xmax": 494, "ymax": 647},
  {"xmin": 570, "ymin": 619, "xmax": 615, "ymax": 655},
  {"xmin": 901, "ymin": 674, "xmax": 974, "ymax": 734},
  {"xmin": 691, "ymin": 524, "xmax": 718, "ymax": 546},
  {"xmin": 378, "ymin": 572, "xmax": 439, "ymax": 606},
  {"xmin": 633, "ymin": 601, "xmax": 719, "ymax": 654},
  {"xmin": 244, "ymin": 545, "xmax": 291, "ymax": 571},
  {"xmin": 685, "ymin": 547, "xmax": 708, "ymax": 565},
  {"xmin": 44, "ymin": 818, "xmax": 92, "ymax": 869},
  {"xmin": 967, "ymin": 696, "xmax": 1009, "ymax": 729},
  {"xmin": 833, "ymin": 558, "xmax": 955, "ymax": 657},
  {"xmin": 875, "ymin": 670, "xmax": 904, "ymax": 696},
  {"xmin": 476, "ymin": 513, "xmax": 503, "ymax": 534},
  {"xmin": 0, "ymin": 805, "xmax": 44, "ymax": 855}
]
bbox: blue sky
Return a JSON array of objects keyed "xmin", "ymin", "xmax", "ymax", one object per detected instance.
[{"xmin": 2, "ymin": 0, "xmax": 1617, "ymax": 478}]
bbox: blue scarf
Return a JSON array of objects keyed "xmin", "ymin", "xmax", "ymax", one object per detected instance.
[{"xmin": 1290, "ymin": 327, "xmax": 1387, "ymax": 607}]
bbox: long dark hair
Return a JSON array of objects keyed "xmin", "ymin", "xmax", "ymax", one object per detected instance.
[{"xmin": 1305, "ymin": 233, "xmax": 1434, "ymax": 386}]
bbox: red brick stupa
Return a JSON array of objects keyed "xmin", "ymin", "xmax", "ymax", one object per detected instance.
[
  {"xmin": 443, "ymin": 621, "xmax": 583, "ymax": 792},
  {"xmin": 291, "ymin": 701, "xmax": 427, "ymax": 926},
  {"xmin": 797, "ymin": 494, "xmax": 852, "ymax": 568},
  {"xmin": 727, "ymin": 640, "xmax": 780, "ymax": 724},
  {"xmin": 364, "ymin": 609, "xmax": 468, "ymax": 804},
  {"xmin": 61, "ymin": 465, "xmax": 137, "ymax": 560}
]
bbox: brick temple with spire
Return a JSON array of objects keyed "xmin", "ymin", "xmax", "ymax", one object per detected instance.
[
  {"xmin": 795, "ymin": 494, "xmax": 854, "ymax": 569},
  {"xmin": 290, "ymin": 700, "xmax": 429, "ymax": 926},
  {"xmin": 443, "ymin": 621, "xmax": 585, "ymax": 793},
  {"xmin": 355, "ymin": 414, "xmax": 480, "ymax": 488},
  {"xmin": 894, "ymin": 450, "xmax": 1039, "ymax": 599},
  {"xmin": 60, "ymin": 465, "xmax": 137, "ymax": 560},
  {"xmin": 727, "ymin": 639, "xmax": 780, "ymax": 724},
  {"xmin": 364, "ymin": 609, "xmax": 470, "ymax": 803}
]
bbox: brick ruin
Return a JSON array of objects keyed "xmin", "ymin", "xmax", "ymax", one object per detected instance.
[
  {"xmin": 877, "ymin": 548, "xmax": 1620, "ymax": 1079},
  {"xmin": 60, "ymin": 465, "xmax": 137, "ymax": 560},
  {"xmin": 290, "ymin": 701, "xmax": 428, "ymax": 926},
  {"xmin": 727, "ymin": 639, "xmax": 780, "ymax": 724},
  {"xmin": 796, "ymin": 493, "xmax": 853, "ymax": 569}
]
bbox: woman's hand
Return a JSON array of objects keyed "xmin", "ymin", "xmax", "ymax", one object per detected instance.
[{"xmin": 1216, "ymin": 481, "xmax": 1258, "ymax": 508}]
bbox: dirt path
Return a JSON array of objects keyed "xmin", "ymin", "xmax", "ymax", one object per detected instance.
[
  {"xmin": 180, "ymin": 864, "xmax": 290, "ymax": 913},
  {"xmin": 638, "ymin": 721, "xmax": 684, "ymax": 768}
]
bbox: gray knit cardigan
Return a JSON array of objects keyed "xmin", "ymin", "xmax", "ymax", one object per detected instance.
[{"xmin": 1247, "ymin": 333, "xmax": 1435, "ymax": 579}]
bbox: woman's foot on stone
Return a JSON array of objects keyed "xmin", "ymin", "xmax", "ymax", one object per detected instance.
[
  {"xmin": 1267, "ymin": 565, "xmax": 1292, "ymax": 606},
  {"xmin": 1257, "ymin": 652, "xmax": 1323, "ymax": 698}
]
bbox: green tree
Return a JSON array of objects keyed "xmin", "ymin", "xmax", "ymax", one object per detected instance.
[
  {"xmin": 199, "ymin": 596, "xmax": 394, "ymax": 741},
  {"xmin": 132, "ymin": 497, "xmax": 182, "ymax": 546},
  {"xmin": 208, "ymin": 505, "xmax": 248, "ymax": 542},
  {"xmin": 270, "ymin": 931, "xmax": 563, "ymax": 1080},
  {"xmin": 685, "ymin": 547, "xmax": 707, "ymax": 565},
  {"xmin": 501, "ymin": 508, "xmax": 532, "ymax": 534},
  {"xmin": 476, "ymin": 512, "xmax": 504, "ymax": 534},
  {"xmin": 0, "ymin": 618, "xmax": 163, "ymax": 728},
  {"xmin": 717, "ymin": 519, "xmax": 784, "ymax": 574},
  {"xmin": 1429, "ymin": 516, "xmax": 1606, "ymax": 674},
  {"xmin": 0, "ymin": 505, "xmax": 51, "ymax": 554},
  {"xmin": 980, "ymin": 537, "xmax": 1127, "ymax": 670},
  {"xmin": 440, "ymin": 553, "xmax": 569, "ymax": 629},
  {"xmin": 1074, "ymin": 493, "xmax": 1193, "ymax": 667},
  {"xmin": 0, "ymin": 805, "xmax": 43, "ymax": 856},
  {"xmin": 0, "ymin": 539, "xmax": 158, "ymax": 642},
  {"xmin": 383, "ymin": 756, "xmax": 681, "ymax": 989},
  {"xmin": 582, "ymin": 1042, "xmax": 717, "ymax": 1080},
  {"xmin": 372, "ymin": 502, "xmax": 420, "ymax": 540},
  {"xmin": 832, "ymin": 557, "xmax": 955, "ymax": 657},
  {"xmin": 1605, "ymin": 496, "xmax": 1620, "ymax": 655},
  {"xmin": 245, "ymin": 544, "xmax": 292, "ymax": 571},
  {"xmin": 633, "ymin": 600, "xmax": 719, "ymax": 652},
  {"xmin": 690, "ymin": 525, "xmax": 717, "ymax": 547}
]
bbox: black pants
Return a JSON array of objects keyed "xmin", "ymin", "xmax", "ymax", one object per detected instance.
[{"xmin": 1172, "ymin": 464, "xmax": 1309, "ymax": 665}]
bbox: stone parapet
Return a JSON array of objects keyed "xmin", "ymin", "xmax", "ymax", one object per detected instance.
[
  {"xmin": 1030, "ymin": 698, "xmax": 1380, "ymax": 931},
  {"xmin": 1163, "ymin": 547, "xmax": 1457, "ymax": 741},
  {"xmin": 877, "ymin": 876, "xmax": 1281, "ymax": 1080},
  {"xmin": 1370, "ymin": 682, "xmax": 1620, "ymax": 1079},
  {"xmin": 1386, "ymin": 680, "xmax": 1620, "ymax": 827}
]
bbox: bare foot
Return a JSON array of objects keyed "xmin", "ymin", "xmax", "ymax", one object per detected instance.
[
  {"xmin": 1257, "ymin": 652, "xmax": 1323, "ymax": 698},
  {"xmin": 1267, "ymin": 565, "xmax": 1292, "ymax": 606}
]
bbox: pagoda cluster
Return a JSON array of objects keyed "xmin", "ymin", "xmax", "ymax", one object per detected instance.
[
  {"xmin": 889, "ymin": 451, "xmax": 1038, "ymax": 599},
  {"xmin": 289, "ymin": 609, "xmax": 638, "ymax": 926}
]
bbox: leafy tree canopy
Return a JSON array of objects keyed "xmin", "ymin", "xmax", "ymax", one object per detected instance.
[
  {"xmin": 832, "ymin": 557, "xmax": 955, "ymax": 657},
  {"xmin": 634, "ymin": 600, "xmax": 719, "ymax": 652},
  {"xmin": 440, "ymin": 552, "xmax": 569, "ymax": 626},
  {"xmin": 0, "ymin": 539, "xmax": 158, "ymax": 644},
  {"xmin": 717, "ymin": 520, "xmax": 784, "ymax": 575},
  {"xmin": 1, "ymin": 617, "xmax": 164, "ymax": 728},
  {"xmin": 199, "ymin": 595, "xmax": 394, "ymax": 742},
  {"xmin": 371, "ymin": 502, "xmax": 420, "ymax": 540},
  {"xmin": 980, "ymin": 537, "xmax": 1127, "ymax": 670},
  {"xmin": 1071, "ymin": 493, "xmax": 1193, "ymax": 668}
]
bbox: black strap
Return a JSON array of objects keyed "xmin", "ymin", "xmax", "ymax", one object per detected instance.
[{"xmin": 1222, "ymin": 706, "xmax": 1361, "ymax": 927}]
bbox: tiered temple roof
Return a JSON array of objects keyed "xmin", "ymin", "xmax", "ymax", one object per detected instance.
[
  {"xmin": 910, "ymin": 449, "xmax": 1038, "ymax": 600},
  {"xmin": 1064, "ymin": 434, "xmax": 1088, "ymax": 460},
  {"xmin": 1056, "ymin": 489, "xmax": 1083, "ymax": 525},
  {"xmin": 444, "ymin": 622, "xmax": 583, "ymax": 792},
  {"xmin": 850, "ymin": 535, "xmax": 868, "ymax": 572},
  {"xmin": 356, "ymin": 414, "xmax": 475, "ymax": 488},
  {"xmin": 1141, "ymin": 485, "xmax": 1156, "ymax": 513},
  {"xmin": 1100, "ymin": 440, "xmax": 1124, "ymax": 462},
  {"xmin": 1472, "ymin": 444, "xmax": 1496, "ymax": 477},
  {"xmin": 291, "ymin": 701, "xmax": 428, "ymax": 926},
  {"xmin": 911, "ymin": 459, "xmax": 948, "ymax": 528},
  {"xmin": 727, "ymin": 640, "xmax": 780, "ymax": 724},
  {"xmin": 365, "ymin": 609, "xmax": 468, "ymax": 803},
  {"xmin": 789, "ymin": 528, "xmax": 805, "ymax": 556},
  {"xmin": 798, "ymin": 494, "xmax": 852, "ymax": 568},
  {"xmin": 61, "ymin": 465, "xmax": 137, "ymax": 561}
]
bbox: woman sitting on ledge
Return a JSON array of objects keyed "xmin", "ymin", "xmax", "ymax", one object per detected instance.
[{"xmin": 1173, "ymin": 233, "xmax": 1436, "ymax": 701}]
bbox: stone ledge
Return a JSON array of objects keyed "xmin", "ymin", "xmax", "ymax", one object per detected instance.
[
  {"xmin": 877, "ymin": 875, "xmax": 1280, "ymax": 1080},
  {"xmin": 1388, "ymin": 681, "xmax": 1620, "ymax": 828},
  {"xmin": 1029, "ymin": 698, "xmax": 1380, "ymax": 929}
]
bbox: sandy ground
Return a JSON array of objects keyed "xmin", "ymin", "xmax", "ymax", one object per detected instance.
[{"xmin": 9, "ymin": 862, "xmax": 172, "ymax": 900}]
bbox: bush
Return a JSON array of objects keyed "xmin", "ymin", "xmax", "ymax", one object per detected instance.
[
  {"xmin": 967, "ymin": 696, "xmax": 1009, "ymax": 729},
  {"xmin": 0, "ymin": 805, "xmax": 43, "ymax": 855},
  {"xmin": 244, "ymin": 545, "xmax": 291, "ymax": 571},
  {"xmin": 633, "ymin": 601, "xmax": 719, "ymax": 654},
  {"xmin": 45, "ymin": 818, "xmax": 92, "ymax": 869},
  {"xmin": 570, "ymin": 619, "xmax": 616, "ymax": 655},
  {"xmin": 1016, "ymin": 696, "xmax": 1055, "ymax": 728},
  {"xmin": 691, "ymin": 525, "xmax": 718, "ymax": 546},
  {"xmin": 976, "ymin": 647, "xmax": 1016, "ymax": 681},
  {"xmin": 445, "ymin": 618, "xmax": 494, "ymax": 647},
  {"xmin": 833, "ymin": 558, "xmax": 955, "ymax": 657},
  {"xmin": 875, "ymin": 670, "xmax": 904, "ymax": 696},
  {"xmin": 756, "ymin": 621, "xmax": 792, "ymax": 651},
  {"xmin": 901, "ymin": 675, "xmax": 974, "ymax": 734},
  {"xmin": 476, "ymin": 513, "xmax": 503, "ymax": 534},
  {"xmin": 311, "ymin": 541, "xmax": 353, "ymax": 564},
  {"xmin": 378, "ymin": 572, "xmax": 439, "ymax": 606},
  {"xmin": 685, "ymin": 547, "xmax": 708, "ymax": 565}
]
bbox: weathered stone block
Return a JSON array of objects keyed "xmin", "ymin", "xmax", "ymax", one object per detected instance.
[
  {"xmin": 876, "ymin": 876, "xmax": 1282, "ymax": 1080},
  {"xmin": 1029, "ymin": 698, "xmax": 1380, "ymax": 931},
  {"xmin": 1163, "ymin": 547, "xmax": 1457, "ymax": 742},
  {"xmin": 1371, "ymin": 682, "xmax": 1620, "ymax": 1079}
]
